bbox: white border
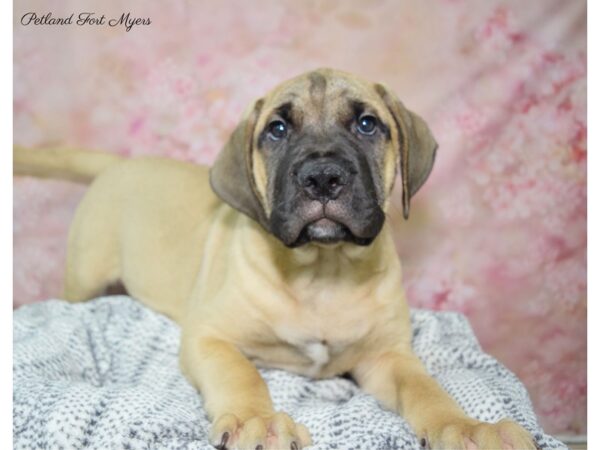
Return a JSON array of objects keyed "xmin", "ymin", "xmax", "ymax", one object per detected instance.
[
  {"xmin": 2, "ymin": 0, "xmax": 13, "ymax": 447},
  {"xmin": 586, "ymin": 0, "xmax": 594, "ymax": 448}
]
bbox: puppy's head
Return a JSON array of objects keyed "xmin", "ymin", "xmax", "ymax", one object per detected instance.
[{"xmin": 210, "ymin": 68, "xmax": 437, "ymax": 247}]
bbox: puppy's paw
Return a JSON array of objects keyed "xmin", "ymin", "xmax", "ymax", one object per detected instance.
[
  {"xmin": 209, "ymin": 411, "xmax": 312, "ymax": 450},
  {"xmin": 423, "ymin": 418, "xmax": 536, "ymax": 450}
]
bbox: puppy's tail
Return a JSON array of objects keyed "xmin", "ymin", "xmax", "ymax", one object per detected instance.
[{"xmin": 13, "ymin": 146, "xmax": 125, "ymax": 184}]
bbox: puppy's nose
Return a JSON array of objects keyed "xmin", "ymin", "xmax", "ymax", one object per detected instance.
[{"xmin": 297, "ymin": 162, "xmax": 350, "ymax": 202}]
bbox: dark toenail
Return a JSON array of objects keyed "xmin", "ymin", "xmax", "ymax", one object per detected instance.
[
  {"xmin": 215, "ymin": 431, "xmax": 229, "ymax": 450},
  {"xmin": 420, "ymin": 437, "xmax": 429, "ymax": 449},
  {"xmin": 255, "ymin": 446, "xmax": 264, "ymax": 450},
  {"xmin": 291, "ymin": 441, "xmax": 299, "ymax": 450}
]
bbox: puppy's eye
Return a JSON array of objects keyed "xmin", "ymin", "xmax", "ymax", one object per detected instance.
[
  {"xmin": 357, "ymin": 115, "xmax": 377, "ymax": 135},
  {"xmin": 268, "ymin": 120, "xmax": 288, "ymax": 141}
]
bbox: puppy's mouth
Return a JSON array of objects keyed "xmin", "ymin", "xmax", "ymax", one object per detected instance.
[
  {"xmin": 271, "ymin": 197, "xmax": 385, "ymax": 248},
  {"xmin": 290, "ymin": 215, "xmax": 376, "ymax": 247},
  {"xmin": 303, "ymin": 218, "xmax": 349, "ymax": 244}
]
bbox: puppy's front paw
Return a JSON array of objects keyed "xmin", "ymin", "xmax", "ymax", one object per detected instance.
[
  {"xmin": 423, "ymin": 417, "xmax": 536, "ymax": 450},
  {"xmin": 209, "ymin": 411, "xmax": 312, "ymax": 450}
]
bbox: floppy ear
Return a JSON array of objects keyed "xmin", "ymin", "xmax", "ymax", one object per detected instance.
[
  {"xmin": 209, "ymin": 99, "xmax": 269, "ymax": 229},
  {"xmin": 375, "ymin": 84, "xmax": 438, "ymax": 219}
]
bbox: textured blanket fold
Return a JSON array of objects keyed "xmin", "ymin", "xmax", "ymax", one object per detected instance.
[{"xmin": 13, "ymin": 297, "xmax": 565, "ymax": 449}]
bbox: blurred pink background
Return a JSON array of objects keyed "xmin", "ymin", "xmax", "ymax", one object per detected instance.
[{"xmin": 13, "ymin": 0, "xmax": 586, "ymax": 435}]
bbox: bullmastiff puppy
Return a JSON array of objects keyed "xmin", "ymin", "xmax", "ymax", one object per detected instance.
[{"xmin": 14, "ymin": 68, "xmax": 535, "ymax": 450}]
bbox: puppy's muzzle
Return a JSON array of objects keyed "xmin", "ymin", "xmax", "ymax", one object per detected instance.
[{"xmin": 295, "ymin": 159, "xmax": 354, "ymax": 203}]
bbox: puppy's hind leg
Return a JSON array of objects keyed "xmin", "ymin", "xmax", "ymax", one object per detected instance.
[
  {"xmin": 63, "ymin": 203, "xmax": 121, "ymax": 303},
  {"xmin": 64, "ymin": 244, "xmax": 120, "ymax": 303}
]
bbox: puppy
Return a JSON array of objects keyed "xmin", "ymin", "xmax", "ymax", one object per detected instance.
[{"xmin": 14, "ymin": 68, "xmax": 535, "ymax": 450}]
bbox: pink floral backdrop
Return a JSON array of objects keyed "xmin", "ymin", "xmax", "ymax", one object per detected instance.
[{"xmin": 13, "ymin": 0, "xmax": 586, "ymax": 435}]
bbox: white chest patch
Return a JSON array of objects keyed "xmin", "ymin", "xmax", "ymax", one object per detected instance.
[{"xmin": 301, "ymin": 341, "xmax": 330, "ymax": 375}]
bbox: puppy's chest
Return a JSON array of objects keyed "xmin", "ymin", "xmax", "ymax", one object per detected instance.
[
  {"xmin": 248, "ymin": 301, "xmax": 375, "ymax": 378},
  {"xmin": 294, "ymin": 339, "xmax": 331, "ymax": 375}
]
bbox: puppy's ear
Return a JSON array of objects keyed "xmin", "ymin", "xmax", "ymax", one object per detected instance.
[
  {"xmin": 209, "ymin": 99, "xmax": 269, "ymax": 228},
  {"xmin": 375, "ymin": 84, "xmax": 437, "ymax": 219}
]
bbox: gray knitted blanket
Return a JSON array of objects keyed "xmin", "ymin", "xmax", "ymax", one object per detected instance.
[{"xmin": 13, "ymin": 296, "xmax": 565, "ymax": 449}]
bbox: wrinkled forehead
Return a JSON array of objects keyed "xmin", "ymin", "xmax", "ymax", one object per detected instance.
[{"xmin": 258, "ymin": 71, "xmax": 391, "ymax": 130}]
